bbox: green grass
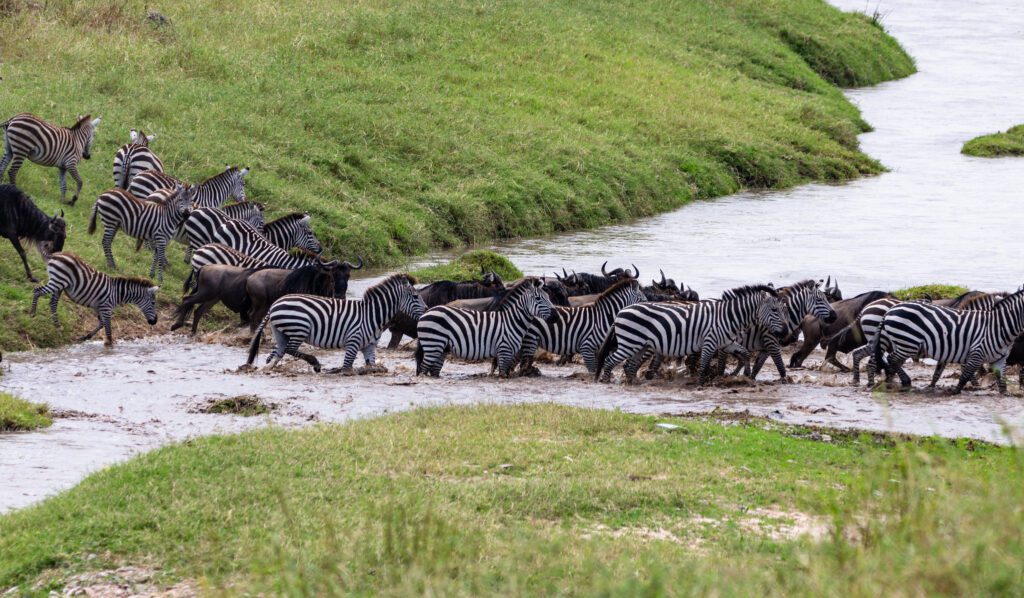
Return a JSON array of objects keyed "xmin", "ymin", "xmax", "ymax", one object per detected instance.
[
  {"xmin": 411, "ymin": 249, "xmax": 523, "ymax": 283},
  {"xmin": 0, "ymin": 404, "xmax": 1020, "ymax": 596},
  {"xmin": 892, "ymin": 284, "xmax": 969, "ymax": 300},
  {"xmin": 962, "ymin": 124, "xmax": 1024, "ymax": 157},
  {"xmin": 0, "ymin": 392, "xmax": 52, "ymax": 432},
  {"xmin": 199, "ymin": 395, "xmax": 273, "ymax": 417},
  {"xmin": 0, "ymin": 0, "xmax": 913, "ymax": 350}
]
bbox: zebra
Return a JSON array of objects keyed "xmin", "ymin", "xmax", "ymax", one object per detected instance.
[
  {"xmin": 179, "ymin": 204, "xmax": 266, "ymax": 264},
  {"xmin": 127, "ymin": 166, "xmax": 248, "ymax": 208},
  {"xmin": 184, "ymin": 232, "xmax": 315, "ymax": 293},
  {"xmin": 212, "ymin": 219, "xmax": 320, "ymax": 265},
  {"xmin": 595, "ymin": 285, "xmax": 786, "ymax": 385},
  {"xmin": 873, "ymin": 289, "xmax": 1024, "ymax": 394},
  {"xmin": 246, "ymin": 274, "xmax": 424, "ymax": 374},
  {"xmin": 415, "ymin": 278, "xmax": 554, "ymax": 378},
  {"xmin": 723, "ymin": 280, "xmax": 837, "ymax": 381},
  {"xmin": 516, "ymin": 278, "xmax": 647, "ymax": 375},
  {"xmin": 852, "ymin": 292, "xmax": 1008, "ymax": 387},
  {"xmin": 30, "ymin": 252, "xmax": 159, "ymax": 346},
  {"xmin": 112, "ymin": 129, "xmax": 162, "ymax": 189},
  {"xmin": 87, "ymin": 186, "xmax": 194, "ymax": 281},
  {"xmin": 262, "ymin": 213, "xmax": 322, "ymax": 253},
  {"xmin": 0, "ymin": 113, "xmax": 101, "ymax": 205}
]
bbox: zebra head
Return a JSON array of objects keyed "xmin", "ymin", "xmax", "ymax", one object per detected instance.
[
  {"xmin": 755, "ymin": 293, "xmax": 788, "ymax": 337},
  {"xmin": 526, "ymin": 278, "xmax": 553, "ymax": 320},
  {"xmin": 785, "ymin": 280, "xmax": 837, "ymax": 324},
  {"xmin": 74, "ymin": 115, "xmax": 101, "ymax": 160},
  {"xmin": 224, "ymin": 166, "xmax": 249, "ymax": 201},
  {"xmin": 295, "ymin": 215, "xmax": 323, "ymax": 254},
  {"xmin": 122, "ymin": 280, "xmax": 160, "ymax": 326},
  {"xmin": 397, "ymin": 276, "xmax": 426, "ymax": 320}
]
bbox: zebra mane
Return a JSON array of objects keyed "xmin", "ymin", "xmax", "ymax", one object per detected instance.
[
  {"xmin": 492, "ymin": 277, "xmax": 539, "ymax": 310},
  {"xmin": 267, "ymin": 213, "xmax": 308, "ymax": 226},
  {"xmin": 721, "ymin": 284, "xmax": 777, "ymax": 300},
  {"xmin": 116, "ymin": 274, "xmax": 158, "ymax": 287},
  {"xmin": 992, "ymin": 288, "xmax": 1024, "ymax": 311},
  {"xmin": 70, "ymin": 115, "xmax": 93, "ymax": 130},
  {"xmin": 595, "ymin": 278, "xmax": 639, "ymax": 306},
  {"xmin": 365, "ymin": 274, "xmax": 414, "ymax": 298},
  {"xmin": 198, "ymin": 167, "xmax": 239, "ymax": 186},
  {"xmin": 948, "ymin": 290, "xmax": 1003, "ymax": 309}
]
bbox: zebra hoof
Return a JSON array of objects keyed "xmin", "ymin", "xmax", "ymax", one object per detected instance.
[{"xmin": 328, "ymin": 367, "xmax": 355, "ymax": 376}]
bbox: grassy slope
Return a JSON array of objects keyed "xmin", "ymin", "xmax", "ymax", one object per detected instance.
[
  {"xmin": 0, "ymin": 0, "xmax": 913, "ymax": 351},
  {"xmin": 0, "ymin": 391, "xmax": 51, "ymax": 432},
  {"xmin": 962, "ymin": 124, "xmax": 1024, "ymax": 157},
  {"xmin": 0, "ymin": 405, "xmax": 1019, "ymax": 596}
]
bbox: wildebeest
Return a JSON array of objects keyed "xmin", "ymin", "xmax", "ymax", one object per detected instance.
[
  {"xmin": 384, "ymin": 269, "xmax": 506, "ymax": 349},
  {"xmin": 642, "ymin": 269, "xmax": 699, "ymax": 302},
  {"xmin": 0, "ymin": 184, "xmax": 66, "ymax": 281},
  {"xmin": 556, "ymin": 262, "xmax": 638, "ymax": 296},
  {"xmin": 245, "ymin": 257, "xmax": 358, "ymax": 329},
  {"xmin": 170, "ymin": 265, "xmax": 265, "ymax": 335},
  {"xmin": 788, "ymin": 290, "xmax": 892, "ymax": 369}
]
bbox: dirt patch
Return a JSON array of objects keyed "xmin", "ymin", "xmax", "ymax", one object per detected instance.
[
  {"xmin": 193, "ymin": 395, "xmax": 275, "ymax": 416},
  {"xmin": 22, "ymin": 566, "xmax": 197, "ymax": 597},
  {"xmin": 738, "ymin": 507, "xmax": 830, "ymax": 542}
]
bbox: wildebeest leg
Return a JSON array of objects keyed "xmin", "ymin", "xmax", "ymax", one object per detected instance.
[
  {"xmin": 6, "ymin": 156, "xmax": 24, "ymax": 185},
  {"xmin": 789, "ymin": 322, "xmax": 820, "ymax": 368},
  {"xmin": 386, "ymin": 328, "xmax": 404, "ymax": 349},
  {"xmin": 190, "ymin": 300, "xmax": 219, "ymax": 336},
  {"xmin": 928, "ymin": 362, "xmax": 946, "ymax": 390},
  {"xmin": 67, "ymin": 164, "xmax": 83, "ymax": 205},
  {"xmin": 824, "ymin": 342, "xmax": 850, "ymax": 372},
  {"xmin": 6, "ymin": 234, "xmax": 38, "ymax": 281},
  {"xmin": 102, "ymin": 226, "xmax": 118, "ymax": 269}
]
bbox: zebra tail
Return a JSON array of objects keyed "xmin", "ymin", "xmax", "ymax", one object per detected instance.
[
  {"xmin": 133, "ymin": 237, "xmax": 144, "ymax": 252},
  {"xmin": 87, "ymin": 202, "xmax": 98, "ymax": 235},
  {"xmin": 871, "ymin": 320, "xmax": 889, "ymax": 377},
  {"xmin": 246, "ymin": 314, "xmax": 271, "ymax": 365},
  {"xmin": 594, "ymin": 329, "xmax": 618, "ymax": 381}
]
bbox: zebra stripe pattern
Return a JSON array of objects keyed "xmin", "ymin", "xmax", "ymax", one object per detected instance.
[
  {"xmin": 874, "ymin": 289, "xmax": 1024, "ymax": 394},
  {"xmin": 595, "ymin": 285, "xmax": 786, "ymax": 384},
  {"xmin": 518, "ymin": 278, "xmax": 647, "ymax": 374},
  {"xmin": 112, "ymin": 129, "xmax": 162, "ymax": 189},
  {"xmin": 726, "ymin": 280, "xmax": 837, "ymax": 380},
  {"xmin": 181, "ymin": 204, "xmax": 266, "ymax": 263},
  {"xmin": 87, "ymin": 186, "xmax": 194, "ymax": 281},
  {"xmin": 212, "ymin": 220, "xmax": 316, "ymax": 269},
  {"xmin": 1, "ymin": 113, "xmax": 101, "ymax": 205},
  {"xmin": 416, "ymin": 278, "xmax": 554, "ymax": 377},
  {"xmin": 247, "ymin": 274, "xmax": 424, "ymax": 373},
  {"xmin": 263, "ymin": 213, "xmax": 322, "ymax": 253},
  {"xmin": 30, "ymin": 252, "xmax": 158, "ymax": 346},
  {"xmin": 128, "ymin": 166, "xmax": 248, "ymax": 208}
]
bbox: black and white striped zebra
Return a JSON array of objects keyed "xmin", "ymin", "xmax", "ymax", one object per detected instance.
[
  {"xmin": 262, "ymin": 213, "xmax": 322, "ymax": 253},
  {"xmin": 30, "ymin": 252, "xmax": 158, "ymax": 346},
  {"xmin": 595, "ymin": 285, "xmax": 786, "ymax": 385},
  {"xmin": 873, "ymin": 289, "xmax": 1024, "ymax": 394},
  {"xmin": 247, "ymin": 274, "xmax": 424, "ymax": 374},
  {"xmin": 87, "ymin": 186, "xmax": 194, "ymax": 281},
  {"xmin": 724, "ymin": 280, "xmax": 837, "ymax": 381},
  {"xmin": 127, "ymin": 166, "xmax": 248, "ymax": 208},
  {"xmin": 180, "ymin": 204, "xmax": 266, "ymax": 264},
  {"xmin": 184, "ymin": 229, "xmax": 316, "ymax": 293},
  {"xmin": 1, "ymin": 113, "xmax": 101, "ymax": 205},
  {"xmin": 112, "ymin": 129, "xmax": 162, "ymax": 189},
  {"xmin": 415, "ymin": 278, "xmax": 554, "ymax": 377},
  {"xmin": 517, "ymin": 278, "xmax": 647, "ymax": 375},
  {"xmin": 212, "ymin": 219, "xmax": 319, "ymax": 266}
]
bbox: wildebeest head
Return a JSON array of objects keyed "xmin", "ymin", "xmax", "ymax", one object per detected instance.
[
  {"xmin": 822, "ymin": 276, "xmax": 842, "ymax": 302},
  {"xmin": 601, "ymin": 261, "xmax": 639, "ymax": 280},
  {"xmin": 39, "ymin": 210, "xmax": 67, "ymax": 258},
  {"xmin": 479, "ymin": 266, "xmax": 504, "ymax": 290},
  {"xmin": 540, "ymin": 277, "xmax": 570, "ymax": 307}
]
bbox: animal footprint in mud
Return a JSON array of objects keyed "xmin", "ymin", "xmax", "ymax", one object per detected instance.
[
  {"xmin": 358, "ymin": 365, "xmax": 389, "ymax": 375},
  {"xmin": 235, "ymin": 363, "xmax": 257, "ymax": 374}
]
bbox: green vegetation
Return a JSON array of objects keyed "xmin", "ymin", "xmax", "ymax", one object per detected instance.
[
  {"xmin": 892, "ymin": 284, "xmax": 969, "ymax": 300},
  {"xmin": 0, "ymin": 0, "xmax": 913, "ymax": 350},
  {"xmin": 198, "ymin": 395, "xmax": 273, "ymax": 417},
  {"xmin": 0, "ymin": 392, "xmax": 52, "ymax": 432},
  {"xmin": 411, "ymin": 249, "xmax": 523, "ymax": 283},
  {"xmin": 1, "ymin": 405, "xmax": 1019, "ymax": 595},
  {"xmin": 962, "ymin": 124, "xmax": 1024, "ymax": 157}
]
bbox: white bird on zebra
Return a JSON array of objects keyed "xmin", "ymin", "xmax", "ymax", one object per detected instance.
[
  {"xmin": 1, "ymin": 113, "xmax": 101, "ymax": 205},
  {"xmin": 595, "ymin": 284, "xmax": 787, "ymax": 385},
  {"xmin": 113, "ymin": 128, "xmax": 162, "ymax": 189},
  {"xmin": 87, "ymin": 185, "xmax": 194, "ymax": 282},
  {"xmin": 415, "ymin": 277, "xmax": 553, "ymax": 378},
  {"xmin": 246, "ymin": 274, "xmax": 424, "ymax": 374},
  {"xmin": 30, "ymin": 252, "xmax": 159, "ymax": 346}
]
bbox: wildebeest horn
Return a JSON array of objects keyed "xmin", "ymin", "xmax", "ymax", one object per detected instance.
[
  {"xmin": 343, "ymin": 255, "xmax": 364, "ymax": 270},
  {"xmin": 660, "ymin": 269, "xmax": 667, "ymax": 285},
  {"xmin": 601, "ymin": 261, "xmax": 610, "ymax": 277},
  {"xmin": 562, "ymin": 267, "xmax": 569, "ymax": 278},
  {"xmin": 554, "ymin": 270, "xmax": 562, "ymax": 280},
  {"xmin": 631, "ymin": 264, "xmax": 639, "ymax": 279},
  {"xmin": 825, "ymin": 275, "xmax": 831, "ymax": 289}
]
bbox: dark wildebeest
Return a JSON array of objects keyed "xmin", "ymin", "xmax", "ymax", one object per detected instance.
[
  {"xmin": 170, "ymin": 264, "xmax": 265, "ymax": 335},
  {"xmin": 788, "ymin": 290, "xmax": 892, "ymax": 370},
  {"xmin": 385, "ymin": 269, "xmax": 506, "ymax": 349},
  {"xmin": 246, "ymin": 257, "xmax": 357, "ymax": 329},
  {"xmin": 0, "ymin": 184, "xmax": 66, "ymax": 281},
  {"xmin": 642, "ymin": 269, "xmax": 699, "ymax": 302}
]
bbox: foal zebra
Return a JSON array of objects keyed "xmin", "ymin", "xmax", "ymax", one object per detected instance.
[
  {"xmin": 416, "ymin": 278, "xmax": 554, "ymax": 377},
  {"xmin": 113, "ymin": 129, "xmax": 162, "ymax": 189},
  {"xmin": 128, "ymin": 166, "xmax": 248, "ymax": 208},
  {"xmin": 263, "ymin": 213, "xmax": 322, "ymax": 253},
  {"xmin": 88, "ymin": 186, "xmax": 194, "ymax": 281},
  {"xmin": 595, "ymin": 285, "xmax": 786, "ymax": 385},
  {"xmin": 724, "ymin": 280, "xmax": 837, "ymax": 381},
  {"xmin": 1, "ymin": 114, "xmax": 101, "ymax": 205},
  {"xmin": 247, "ymin": 274, "xmax": 424, "ymax": 374},
  {"xmin": 517, "ymin": 278, "xmax": 647, "ymax": 375},
  {"xmin": 874, "ymin": 289, "xmax": 1024, "ymax": 394},
  {"xmin": 30, "ymin": 253, "xmax": 158, "ymax": 346}
]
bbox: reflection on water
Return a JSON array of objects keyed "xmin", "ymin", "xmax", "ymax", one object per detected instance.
[{"xmin": 482, "ymin": 0, "xmax": 1024, "ymax": 296}]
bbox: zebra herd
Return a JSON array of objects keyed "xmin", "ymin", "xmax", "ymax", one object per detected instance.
[{"xmin": 4, "ymin": 113, "xmax": 1024, "ymax": 395}]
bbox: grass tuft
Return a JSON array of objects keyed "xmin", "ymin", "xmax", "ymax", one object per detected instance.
[
  {"xmin": 891, "ymin": 284, "xmax": 969, "ymax": 300},
  {"xmin": 0, "ymin": 392, "xmax": 52, "ymax": 432},
  {"xmin": 197, "ymin": 395, "xmax": 274, "ymax": 417},
  {"xmin": 962, "ymin": 124, "xmax": 1024, "ymax": 157},
  {"xmin": 411, "ymin": 249, "xmax": 523, "ymax": 283}
]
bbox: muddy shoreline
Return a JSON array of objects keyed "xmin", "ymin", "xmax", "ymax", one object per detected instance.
[{"xmin": 2, "ymin": 333, "xmax": 1022, "ymax": 513}]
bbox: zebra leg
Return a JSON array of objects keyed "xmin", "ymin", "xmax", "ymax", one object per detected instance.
[
  {"xmin": 361, "ymin": 344, "xmax": 386, "ymax": 374},
  {"xmin": 954, "ymin": 353, "xmax": 984, "ymax": 394},
  {"xmin": 7, "ymin": 156, "xmax": 24, "ymax": 185},
  {"xmin": 333, "ymin": 344, "xmax": 360, "ymax": 375},
  {"xmin": 30, "ymin": 282, "xmax": 58, "ymax": 318},
  {"xmin": 79, "ymin": 321, "xmax": 105, "ymax": 343},
  {"xmin": 152, "ymin": 239, "xmax": 167, "ymax": 282},
  {"xmin": 599, "ymin": 345, "xmax": 638, "ymax": 383},
  {"xmin": 286, "ymin": 342, "xmax": 322, "ymax": 373},
  {"xmin": 623, "ymin": 352, "xmax": 648, "ymax": 383},
  {"xmin": 928, "ymin": 362, "xmax": 946, "ymax": 390},
  {"xmin": 992, "ymin": 357, "xmax": 1008, "ymax": 395},
  {"xmin": 0, "ymin": 146, "xmax": 11, "ymax": 179},
  {"xmin": 580, "ymin": 340, "xmax": 599, "ymax": 374},
  {"xmin": 67, "ymin": 164, "xmax": 83, "ymax": 205},
  {"xmin": 48, "ymin": 291, "xmax": 62, "ymax": 327},
  {"xmin": 643, "ymin": 350, "xmax": 663, "ymax": 380},
  {"xmin": 58, "ymin": 168, "xmax": 68, "ymax": 204},
  {"xmin": 420, "ymin": 346, "xmax": 446, "ymax": 377},
  {"xmin": 885, "ymin": 354, "xmax": 911, "ymax": 389},
  {"xmin": 850, "ymin": 345, "xmax": 870, "ymax": 385},
  {"xmin": 102, "ymin": 226, "xmax": 118, "ymax": 269},
  {"xmin": 517, "ymin": 329, "xmax": 541, "ymax": 376},
  {"xmin": 265, "ymin": 326, "xmax": 289, "ymax": 369},
  {"xmin": 697, "ymin": 344, "xmax": 717, "ymax": 386},
  {"xmin": 496, "ymin": 343, "xmax": 517, "ymax": 378}
]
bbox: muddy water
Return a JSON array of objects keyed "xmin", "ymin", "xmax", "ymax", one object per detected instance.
[{"xmin": 3, "ymin": 334, "xmax": 1023, "ymax": 512}]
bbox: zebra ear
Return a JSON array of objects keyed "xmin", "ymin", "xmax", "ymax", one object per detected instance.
[
  {"xmin": 91, "ymin": 117, "xmax": 101, "ymax": 127},
  {"xmin": 240, "ymin": 167, "xmax": 250, "ymax": 176},
  {"xmin": 129, "ymin": 129, "xmax": 138, "ymax": 142},
  {"xmin": 299, "ymin": 214, "xmax": 311, "ymax": 225},
  {"xmin": 146, "ymin": 134, "xmax": 156, "ymax": 142},
  {"xmin": 148, "ymin": 286, "xmax": 159, "ymax": 293}
]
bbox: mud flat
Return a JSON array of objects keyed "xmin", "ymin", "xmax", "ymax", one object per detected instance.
[{"xmin": 2, "ymin": 334, "xmax": 1022, "ymax": 512}]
